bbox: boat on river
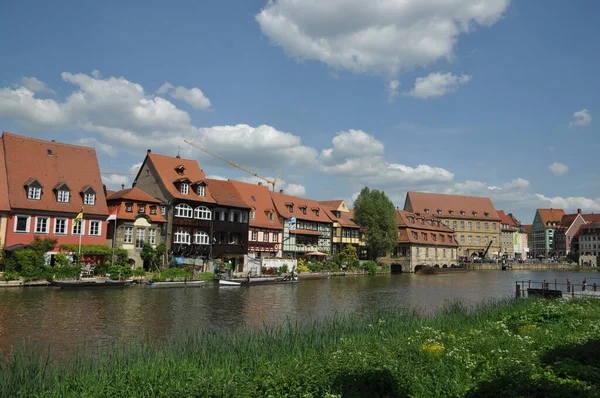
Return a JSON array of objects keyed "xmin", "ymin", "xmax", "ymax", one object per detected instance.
[
  {"xmin": 48, "ymin": 278, "xmax": 131, "ymax": 288},
  {"xmin": 219, "ymin": 275, "xmax": 298, "ymax": 286},
  {"xmin": 146, "ymin": 280, "xmax": 208, "ymax": 288},
  {"xmin": 414, "ymin": 265, "xmax": 467, "ymax": 275}
]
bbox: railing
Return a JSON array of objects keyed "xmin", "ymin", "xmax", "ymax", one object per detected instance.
[{"xmin": 515, "ymin": 278, "xmax": 600, "ymax": 299}]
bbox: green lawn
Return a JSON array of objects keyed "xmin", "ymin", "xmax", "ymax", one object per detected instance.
[{"xmin": 3, "ymin": 298, "xmax": 600, "ymax": 397}]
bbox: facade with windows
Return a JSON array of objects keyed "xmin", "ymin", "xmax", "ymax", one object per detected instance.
[
  {"xmin": 133, "ymin": 151, "xmax": 249, "ymax": 272},
  {"xmin": 497, "ymin": 210, "xmax": 528, "ymax": 260},
  {"xmin": 105, "ymin": 187, "xmax": 167, "ymax": 269},
  {"xmin": 578, "ymin": 222, "xmax": 600, "ymax": 266},
  {"xmin": 319, "ymin": 200, "xmax": 367, "ymax": 259},
  {"xmin": 530, "ymin": 208, "xmax": 565, "ymax": 258},
  {"xmin": 1, "ymin": 133, "xmax": 108, "ymax": 257}
]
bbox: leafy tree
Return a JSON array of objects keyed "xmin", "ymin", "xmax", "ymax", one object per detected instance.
[
  {"xmin": 30, "ymin": 236, "xmax": 57, "ymax": 254},
  {"xmin": 141, "ymin": 243, "xmax": 166, "ymax": 271},
  {"xmin": 353, "ymin": 187, "xmax": 398, "ymax": 260},
  {"xmin": 337, "ymin": 244, "xmax": 359, "ymax": 269}
]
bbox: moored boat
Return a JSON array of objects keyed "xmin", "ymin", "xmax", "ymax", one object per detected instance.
[
  {"xmin": 219, "ymin": 279, "xmax": 242, "ymax": 286},
  {"xmin": 48, "ymin": 278, "xmax": 131, "ymax": 288},
  {"xmin": 414, "ymin": 265, "xmax": 467, "ymax": 275},
  {"xmin": 146, "ymin": 280, "xmax": 207, "ymax": 288}
]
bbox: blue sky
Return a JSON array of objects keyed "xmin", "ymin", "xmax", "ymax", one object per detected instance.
[{"xmin": 1, "ymin": 0, "xmax": 598, "ymax": 222}]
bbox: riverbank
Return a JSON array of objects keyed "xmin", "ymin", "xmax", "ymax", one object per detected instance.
[{"xmin": 3, "ymin": 298, "xmax": 600, "ymax": 397}]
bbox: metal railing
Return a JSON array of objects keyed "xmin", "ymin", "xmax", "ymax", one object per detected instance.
[{"xmin": 515, "ymin": 277, "xmax": 600, "ymax": 299}]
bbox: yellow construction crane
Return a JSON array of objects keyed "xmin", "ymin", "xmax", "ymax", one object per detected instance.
[{"xmin": 183, "ymin": 140, "xmax": 281, "ymax": 191}]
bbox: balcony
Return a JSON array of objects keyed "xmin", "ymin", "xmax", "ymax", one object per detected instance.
[
  {"xmin": 213, "ymin": 220, "xmax": 248, "ymax": 234},
  {"xmin": 172, "ymin": 218, "xmax": 211, "ymax": 228},
  {"xmin": 212, "ymin": 243, "xmax": 247, "ymax": 256}
]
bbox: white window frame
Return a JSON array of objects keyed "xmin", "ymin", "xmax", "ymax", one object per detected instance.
[
  {"xmin": 251, "ymin": 230, "xmax": 258, "ymax": 241},
  {"xmin": 84, "ymin": 193, "xmax": 96, "ymax": 205},
  {"xmin": 174, "ymin": 229, "xmax": 191, "ymax": 245},
  {"xmin": 28, "ymin": 186, "xmax": 41, "ymax": 200},
  {"xmin": 135, "ymin": 228, "xmax": 145, "ymax": 249},
  {"xmin": 57, "ymin": 190, "xmax": 70, "ymax": 203},
  {"xmin": 194, "ymin": 230, "xmax": 210, "ymax": 245},
  {"xmin": 54, "ymin": 218, "xmax": 68, "ymax": 235},
  {"xmin": 250, "ymin": 209, "xmax": 256, "ymax": 220},
  {"xmin": 175, "ymin": 203, "xmax": 193, "ymax": 218},
  {"xmin": 148, "ymin": 228, "xmax": 156, "ymax": 245},
  {"xmin": 35, "ymin": 216, "xmax": 49, "ymax": 234},
  {"xmin": 14, "ymin": 215, "xmax": 31, "ymax": 233},
  {"xmin": 89, "ymin": 220, "xmax": 101, "ymax": 236},
  {"xmin": 273, "ymin": 232, "xmax": 278, "ymax": 243},
  {"xmin": 263, "ymin": 231, "xmax": 269, "ymax": 242},
  {"xmin": 161, "ymin": 206, "xmax": 166, "ymax": 216},
  {"xmin": 197, "ymin": 185, "xmax": 205, "ymax": 197},
  {"xmin": 180, "ymin": 183, "xmax": 189, "ymax": 195},
  {"xmin": 124, "ymin": 226, "xmax": 133, "ymax": 243},
  {"xmin": 194, "ymin": 206, "xmax": 211, "ymax": 220},
  {"xmin": 72, "ymin": 219, "xmax": 85, "ymax": 236}
]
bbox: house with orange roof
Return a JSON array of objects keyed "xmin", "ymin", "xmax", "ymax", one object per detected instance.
[
  {"xmin": 390, "ymin": 210, "xmax": 459, "ymax": 272},
  {"xmin": 530, "ymin": 208, "xmax": 565, "ymax": 258},
  {"xmin": 105, "ymin": 187, "xmax": 167, "ymax": 269},
  {"xmin": 497, "ymin": 210, "xmax": 527, "ymax": 259},
  {"xmin": 554, "ymin": 209, "xmax": 600, "ymax": 255},
  {"xmin": 578, "ymin": 222, "xmax": 600, "ymax": 262},
  {"xmin": 0, "ymin": 137, "xmax": 10, "ymax": 250},
  {"xmin": 270, "ymin": 191, "xmax": 333, "ymax": 256},
  {"xmin": 404, "ymin": 192, "xmax": 501, "ymax": 259},
  {"xmin": 229, "ymin": 180, "xmax": 283, "ymax": 261},
  {"xmin": 1, "ymin": 132, "xmax": 109, "ymax": 258},
  {"xmin": 133, "ymin": 150, "xmax": 249, "ymax": 272},
  {"xmin": 318, "ymin": 199, "xmax": 367, "ymax": 258}
]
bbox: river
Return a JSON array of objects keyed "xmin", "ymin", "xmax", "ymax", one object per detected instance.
[{"xmin": 1, "ymin": 270, "xmax": 598, "ymax": 357}]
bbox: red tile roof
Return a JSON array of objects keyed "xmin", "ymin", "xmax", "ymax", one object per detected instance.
[
  {"xmin": 270, "ymin": 191, "xmax": 333, "ymax": 224},
  {"xmin": 396, "ymin": 210, "xmax": 458, "ymax": 247},
  {"xmin": 580, "ymin": 221, "xmax": 600, "ymax": 231},
  {"xmin": 405, "ymin": 191, "xmax": 500, "ymax": 221},
  {"xmin": 145, "ymin": 153, "xmax": 216, "ymax": 203},
  {"xmin": 107, "ymin": 203, "xmax": 167, "ymax": 223},
  {"xmin": 106, "ymin": 187, "xmax": 162, "ymax": 203},
  {"xmin": 0, "ymin": 138, "xmax": 11, "ymax": 212},
  {"xmin": 205, "ymin": 179, "xmax": 249, "ymax": 209},
  {"xmin": 497, "ymin": 210, "xmax": 521, "ymax": 230},
  {"xmin": 318, "ymin": 200, "xmax": 359, "ymax": 228},
  {"xmin": 318, "ymin": 200, "xmax": 344, "ymax": 210},
  {"xmin": 229, "ymin": 180, "xmax": 282, "ymax": 229},
  {"xmin": 523, "ymin": 224, "xmax": 533, "ymax": 234},
  {"xmin": 536, "ymin": 208, "xmax": 565, "ymax": 228},
  {"xmin": 2, "ymin": 132, "xmax": 108, "ymax": 216}
]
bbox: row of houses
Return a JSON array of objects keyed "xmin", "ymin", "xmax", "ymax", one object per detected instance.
[{"xmin": 1, "ymin": 132, "xmax": 533, "ymax": 273}]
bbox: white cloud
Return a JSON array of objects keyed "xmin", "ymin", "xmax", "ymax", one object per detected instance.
[
  {"xmin": 206, "ymin": 174, "xmax": 228, "ymax": 181},
  {"xmin": 387, "ymin": 80, "xmax": 400, "ymax": 102},
  {"xmin": 157, "ymin": 82, "xmax": 212, "ymax": 110},
  {"xmin": 78, "ymin": 137, "xmax": 117, "ymax": 157},
  {"xmin": 129, "ymin": 162, "xmax": 143, "ymax": 174},
  {"xmin": 256, "ymin": 0, "xmax": 510, "ymax": 76},
  {"xmin": 408, "ymin": 72, "xmax": 471, "ymax": 99},
  {"xmin": 548, "ymin": 162, "xmax": 568, "ymax": 176},
  {"xmin": 569, "ymin": 109, "xmax": 591, "ymax": 127},
  {"xmin": 535, "ymin": 194, "xmax": 600, "ymax": 213},
  {"xmin": 0, "ymin": 72, "xmax": 315, "ymax": 169},
  {"xmin": 20, "ymin": 77, "xmax": 51, "ymax": 93},
  {"xmin": 234, "ymin": 175, "xmax": 306, "ymax": 197},
  {"xmin": 102, "ymin": 174, "xmax": 130, "ymax": 190},
  {"xmin": 320, "ymin": 129, "xmax": 384, "ymax": 165}
]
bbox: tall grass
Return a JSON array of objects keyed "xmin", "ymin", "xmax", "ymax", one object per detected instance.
[{"xmin": 2, "ymin": 298, "xmax": 600, "ymax": 397}]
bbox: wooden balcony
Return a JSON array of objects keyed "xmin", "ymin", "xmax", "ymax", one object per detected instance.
[
  {"xmin": 172, "ymin": 218, "xmax": 211, "ymax": 228},
  {"xmin": 213, "ymin": 220, "xmax": 248, "ymax": 234}
]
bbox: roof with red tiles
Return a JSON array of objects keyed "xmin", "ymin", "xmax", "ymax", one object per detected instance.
[
  {"xmin": 0, "ymin": 138, "xmax": 11, "ymax": 212},
  {"xmin": 229, "ymin": 180, "xmax": 282, "ymax": 229},
  {"xmin": 536, "ymin": 208, "xmax": 566, "ymax": 228},
  {"xmin": 205, "ymin": 178, "xmax": 249, "ymax": 209},
  {"xmin": 404, "ymin": 191, "xmax": 500, "ymax": 221},
  {"xmin": 318, "ymin": 200, "xmax": 359, "ymax": 228},
  {"xmin": 523, "ymin": 224, "xmax": 533, "ymax": 234},
  {"xmin": 144, "ymin": 152, "xmax": 216, "ymax": 203},
  {"xmin": 106, "ymin": 187, "xmax": 162, "ymax": 203},
  {"xmin": 318, "ymin": 200, "xmax": 345, "ymax": 210},
  {"xmin": 580, "ymin": 221, "xmax": 600, "ymax": 231},
  {"xmin": 270, "ymin": 191, "xmax": 333, "ymax": 224},
  {"xmin": 106, "ymin": 202, "xmax": 167, "ymax": 223},
  {"xmin": 396, "ymin": 210, "xmax": 458, "ymax": 247},
  {"xmin": 497, "ymin": 210, "xmax": 521, "ymax": 230},
  {"xmin": 2, "ymin": 132, "xmax": 108, "ymax": 216}
]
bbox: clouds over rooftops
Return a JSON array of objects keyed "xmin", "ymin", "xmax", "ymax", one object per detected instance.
[
  {"xmin": 569, "ymin": 108, "xmax": 591, "ymax": 127},
  {"xmin": 548, "ymin": 162, "xmax": 568, "ymax": 176},
  {"xmin": 408, "ymin": 72, "xmax": 472, "ymax": 99}
]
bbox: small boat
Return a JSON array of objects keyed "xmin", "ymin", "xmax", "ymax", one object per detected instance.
[
  {"xmin": 219, "ymin": 275, "xmax": 298, "ymax": 286},
  {"xmin": 146, "ymin": 280, "xmax": 207, "ymax": 288},
  {"xmin": 219, "ymin": 279, "xmax": 242, "ymax": 286},
  {"xmin": 48, "ymin": 278, "xmax": 131, "ymax": 288},
  {"xmin": 415, "ymin": 265, "xmax": 467, "ymax": 275}
]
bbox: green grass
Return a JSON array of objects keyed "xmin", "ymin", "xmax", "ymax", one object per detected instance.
[{"xmin": 3, "ymin": 298, "xmax": 600, "ymax": 397}]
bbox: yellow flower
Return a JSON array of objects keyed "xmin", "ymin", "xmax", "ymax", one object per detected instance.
[{"xmin": 421, "ymin": 342, "xmax": 445, "ymax": 354}]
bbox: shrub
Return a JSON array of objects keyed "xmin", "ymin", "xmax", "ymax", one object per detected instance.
[
  {"xmin": 1, "ymin": 271, "xmax": 19, "ymax": 281},
  {"xmin": 154, "ymin": 267, "xmax": 192, "ymax": 281},
  {"xmin": 107, "ymin": 265, "xmax": 133, "ymax": 280},
  {"xmin": 362, "ymin": 260, "xmax": 378, "ymax": 275},
  {"xmin": 47, "ymin": 265, "xmax": 81, "ymax": 279},
  {"xmin": 280, "ymin": 264, "xmax": 289, "ymax": 274},
  {"xmin": 297, "ymin": 258, "xmax": 309, "ymax": 273},
  {"xmin": 15, "ymin": 249, "xmax": 46, "ymax": 280}
]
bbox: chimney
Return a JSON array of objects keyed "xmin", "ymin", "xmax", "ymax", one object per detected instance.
[
  {"xmin": 102, "ymin": 184, "xmax": 107, "ymax": 197},
  {"xmin": 47, "ymin": 149, "xmax": 52, "ymax": 155},
  {"xmin": 578, "ymin": 208, "xmax": 582, "ymax": 214},
  {"xmin": 279, "ymin": 189, "xmax": 284, "ymax": 194},
  {"xmin": 147, "ymin": 149, "xmax": 151, "ymax": 154},
  {"xmin": 121, "ymin": 184, "xmax": 125, "ymax": 190}
]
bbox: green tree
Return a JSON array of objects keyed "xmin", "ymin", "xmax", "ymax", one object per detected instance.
[
  {"xmin": 141, "ymin": 243, "xmax": 166, "ymax": 271},
  {"xmin": 353, "ymin": 187, "xmax": 397, "ymax": 260},
  {"xmin": 337, "ymin": 244, "xmax": 359, "ymax": 269},
  {"xmin": 30, "ymin": 236, "xmax": 57, "ymax": 254}
]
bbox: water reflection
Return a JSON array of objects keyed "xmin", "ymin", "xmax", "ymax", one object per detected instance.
[{"xmin": 0, "ymin": 270, "xmax": 598, "ymax": 357}]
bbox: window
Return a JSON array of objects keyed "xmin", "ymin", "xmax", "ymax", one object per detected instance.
[
  {"xmin": 473, "ymin": 211, "xmax": 478, "ymax": 217},
  {"xmin": 409, "ymin": 217, "xmax": 415, "ymax": 224},
  {"xmin": 476, "ymin": 222, "xmax": 480, "ymax": 230},
  {"xmin": 453, "ymin": 221, "xmax": 457, "ymax": 230},
  {"xmin": 412, "ymin": 231, "xmax": 418, "ymax": 239},
  {"xmin": 460, "ymin": 235, "xmax": 465, "ymax": 243},
  {"xmin": 180, "ymin": 183, "xmax": 189, "ymax": 195},
  {"xmin": 264, "ymin": 232, "xmax": 269, "ymax": 242},
  {"xmin": 448, "ymin": 235, "xmax": 453, "ymax": 242},
  {"xmin": 251, "ymin": 230, "xmax": 258, "ymax": 241},
  {"xmin": 476, "ymin": 236, "xmax": 481, "ymax": 245},
  {"xmin": 421, "ymin": 232, "xmax": 427, "ymax": 241},
  {"xmin": 150, "ymin": 206, "xmax": 156, "ymax": 215},
  {"xmin": 250, "ymin": 209, "xmax": 256, "ymax": 220},
  {"xmin": 72, "ymin": 219, "xmax": 85, "ymax": 235},
  {"xmin": 437, "ymin": 209, "xmax": 442, "ymax": 215},
  {"xmin": 197, "ymin": 185, "xmax": 205, "ymax": 197},
  {"xmin": 89, "ymin": 220, "xmax": 101, "ymax": 236},
  {"xmin": 174, "ymin": 229, "xmax": 191, "ymax": 244},
  {"xmin": 467, "ymin": 235, "xmax": 472, "ymax": 244},
  {"xmin": 175, "ymin": 203, "xmax": 193, "ymax": 218},
  {"xmin": 28, "ymin": 186, "xmax": 41, "ymax": 200},
  {"xmin": 124, "ymin": 226, "xmax": 133, "ymax": 243},
  {"xmin": 460, "ymin": 211, "xmax": 465, "ymax": 216},
  {"xmin": 460, "ymin": 221, "xmax": 465, "ymax": 229},
  {"xmin": 268, "ymin": 212, "xmax": 274, "ymax": 222},
  {"xmin": 485, "ymin": 236, "xmax": 489, "ymax": 244},
  {"xmin": 136, "ymin": 228, "xmax": 145, "ymax": 248},
  {"xmin": 492, "ymin": 223, "xmax": 497, "ymax": 230},
  {"xmin": 431, "ymin": 234, "xmax": 437, "ymax": 242},
  {"xmin": 138, "ymin": 205, "xmax": 146, "ymax": 214},
  {"xmin": 57, "ymin": 190, "xmax": 70, "ymax": 203},
  {"xmin": 485, "ymin": 222, "xmax": 489, "ymax": 230},
  {"xmin": 300, "ymin": 207, "xmax": 307, "ymax": 215},
  {"xmin": 161, "ymin": 206, "xmax": 166, "ymax": 216},
  {"xmin": 54, "ymin": 218, "xmax": 67, "ymax": 235},
  {"xmin": 125, "ymin": 203, "xmax": 133, "ymax": 212},
  {"xmin": 449, "ymin": 210, "xmax": 454, "ymax": 215},
  {"xmin": 148, "ymin": 229, "xmax": 156, "ymax": 244},
  {"xmin": 424, "ymin": 208, "xmax": 430, "ymax": 214},
  {"xmin": 286, "ymin": 204, "xmax": 293, "ymax": 212},
  {"xmin": 273, "ymin": 232, "xmax": 278, "ymax": 243},
  {"xmin": 313, "ymin": 209, "xmax": 319, "ymax": 216},
  {"xmin": 440, "ymin": 235, "xmax": 445, "ymax": 243},
  {"xmin": 35, "ymin": 217, "xmax": 49, "ymax": 234},
  {"xmin": 194, "ymin": 206, "xmax": 211, "ymax": 220},
  {"xmin": 468, "ymin": 222, "xmax": 472, "ymax": 230},
  {"xmin": 84, "ymin": 193, "xmax": 96, "ymax": 205},
  {"xmin": 194, "ymin": 230, "xmax": 209, "ymax": 245}
]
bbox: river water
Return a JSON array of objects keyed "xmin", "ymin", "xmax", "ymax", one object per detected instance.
[{"xmin": 1, "ymin": 270, "xmax": 598, "ymax": 357}]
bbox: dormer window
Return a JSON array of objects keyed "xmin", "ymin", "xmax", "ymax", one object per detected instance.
[
  {"xmin": 286, "ymin": 203, "xmax": 294, "ymax": 212},
  {"xmin": 175, "ymin": 165, "xmax": 185, "ymax": 176},
  {"xmin": 57, "ymin": 190, "xmax": 70, "ymax": 203},
  {"xmin": 299, "ymin": 206, "xmax": 307, "ymax": 215},
  {"xmin": 460, "ymin": 211, "xmax": 465, "ymax": 216},
  {"xmin": 250, "ymin": 208, "xmax": 256, "ymax": 220},
  {"xmin": 161, "ymin": 206, "xmax": 166, "ymax": 216},
  {"xmin": 437, "ymin": 209, "xmax": 442, "ymax": 215},
  {"xmin": 180, "ymin": 183, "xmax": 189, "ymax": 195},
  {"xmin": 449, "ymin": 210, "xmax": 454, "ymax": 215},
  {"xmin": 81, "ymin": 186, "xmax": 96, "ymax": 205},
  {"xmin": 138, "ymin": 204, "xmax": 146, "ymax": 214},
  {"xmin": 150, "ymin": 206, "xmax": 157, "ymax": 215},
  {"xmin": 332, "ymin": 211, "xmax": 340, "ymax": 218},
  {"xmin": 268, "ymin": 212, "xmax": 274, "ymax": 222},
  {"xmin": 312, "ymin": 208, "xmax": 319, "ymax": 216},
  {"xmin": 473, "ymin": 211, "xmax": 478, "ymax": 217},
  {"xmin": 409, "ymin": 217, "xmax": 415, "ymax": 224},
  {"xmin": 424, "ymin": 208, "xmax": 430, "ymax": 214},
  {"xmin": 412, "ymin": 231, "xmax": 418, "ymax": 239},
  {"xmin": 484, "ymin": 212, "xmax": 489, "ymax": 217},
  {"xmin": 28, "ymin": 186, "xmax": 41, "ymax": 200},
  {"xmin": 418, "ymin": 218, "xmax": 424, "ymax": 224},
  {"xmin": 197, "ymin": 185, "xmax": 205, "ymax": 197},
  {"xmin": 125, "ymin": 203, "xmax": 133, "ymax": 212}
]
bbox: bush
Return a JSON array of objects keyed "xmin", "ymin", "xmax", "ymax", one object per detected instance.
[
  {"xmin": 1, "ymin": 271, "xmax": 19, "ymax": 281},
  {"xmin": 297, "ymin": 258, "xmax": 309, "ymax": 273},
  {"xmin": 47, "ymin": 265, "xmax": 81, "ymax": 279},
  {"xmin": 132, "ymin": 268, "xmax": 146, "ymax": 277},
  {"xmin": 15, "ymin": 249, "xmax": 46, "ymax": 280},
  {"xmin": 280, "ymin": 264, "xmax": 289, "ymax": 274},
  {"xmin": 362, "ymin": 261, "xmax": 378, "ymax": 275},
  {"xmin": 154, "ymin": 267, "xmax": 192, "ymax": 281},
  {"xmin": 107, "ymin": 265, "xmax": 133, "ymax": 280}
]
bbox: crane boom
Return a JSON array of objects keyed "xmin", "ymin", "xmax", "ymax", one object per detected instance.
[{"xmin": 184, "ymin": 140, "xmax": 281, "ymax": 191}]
